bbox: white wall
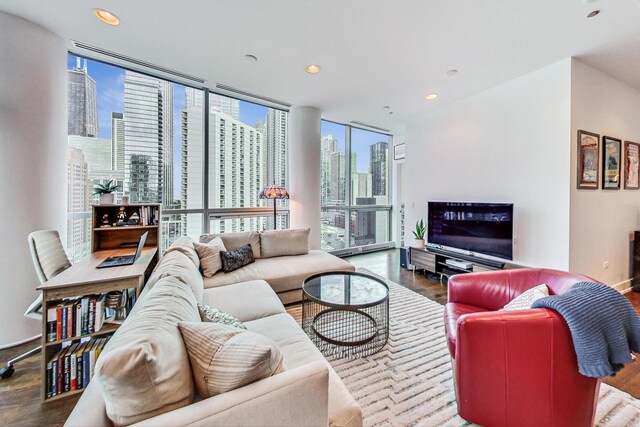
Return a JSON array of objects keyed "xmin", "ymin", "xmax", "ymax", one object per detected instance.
[
  {"xmin": 405, "ymin": 59, "xmax": 573, "ymax": 269},
  {"xmin": 0, "ymin": 12, "xmax": 67, "ymax": 347},
  {"xmin": 289, "ymin": 106, "xmax": 322, "ymax": 249},
  {"xmin": 570, "ymin": 59, "xmax": 640, "ymax": 289}
]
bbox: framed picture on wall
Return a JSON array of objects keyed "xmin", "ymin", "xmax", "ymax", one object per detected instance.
[
  {"xmin": 577, "ymin": 130, "xmax": 599, "ymax": 189},
  {"xmin": 394, "ymin": 143, "xmax": 406, "ymax": 160},
  {"xmin": 602, "ymin": 136, "xmax": 622, "ymax": 190},
  {"xmin": 624, "ymin": 141, "xmax": 640, "ymax": 189}
]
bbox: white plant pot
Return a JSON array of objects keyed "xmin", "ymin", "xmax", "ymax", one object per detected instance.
[
  {"xmin": 99, "ymin": 193, "xmax": 115, "ymax": 205},
  {"xmin": 415, "ymin": 239, "xmax": 425, "ymax": 249}
]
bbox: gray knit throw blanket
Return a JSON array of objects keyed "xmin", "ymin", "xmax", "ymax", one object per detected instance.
[{"xmin": 532, "ymin": 281, "xmax": 640, "ymax": 378}]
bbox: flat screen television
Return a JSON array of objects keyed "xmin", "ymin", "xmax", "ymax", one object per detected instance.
[{"xmin": 427, "ymin": 201, "xmax": 513, "ymax": 260}]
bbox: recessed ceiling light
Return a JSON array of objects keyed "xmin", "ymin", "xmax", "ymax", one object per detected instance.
[
  {"xmin": 587, "ymin": 10, "xmax": 600, "ymax": 18},
  {"xmin": 382, "ymin": 106, "xmax": 390, "ymax": 109},
  {"xmin": 446, "ymin": 69, "xmax": 458, "ymax": 77},
  {"xmin": 94, "ymin": 9, "xmax": 120, "ymax": 26},
  {"xmin": 244, "ymin": 54, "xmax": 258, "ymax": 63},
  {"xmin": 425, "ymin": 93, "xmax": 438, "ymax": 100},
  {"xmin": 305, "ymin": 64, "xmax": 321, "ymax": 74},
  {"xmin": 389, "ymin": 111, "xmax": 394, "ymax": 115}
]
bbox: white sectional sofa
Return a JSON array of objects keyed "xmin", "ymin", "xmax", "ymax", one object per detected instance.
[{"xmin": 66, "ymin": 230, "xmax": 362, "ymax": 427}]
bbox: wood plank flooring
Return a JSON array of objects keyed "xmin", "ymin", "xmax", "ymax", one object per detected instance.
[{"xmin": 0, "ymin": 248, "xmax": 637, "ymax": 426}]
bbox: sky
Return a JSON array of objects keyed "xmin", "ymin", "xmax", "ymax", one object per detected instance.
[{"xmin": 321, "ymin": 121, "xmax": 390, "ymax": 173}]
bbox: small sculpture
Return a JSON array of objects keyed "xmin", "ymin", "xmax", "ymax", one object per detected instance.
[
  {"xmin": 101, "ymin": 213, "xmax": 111, "ymax": 227},
  {"xmin": 116, "ymin": 206, "xmax": 127, "ymax": 223}
]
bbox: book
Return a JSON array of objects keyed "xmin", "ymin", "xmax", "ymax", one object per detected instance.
[
  {"xmin": 61, "ymin": 304, "xmax": 67, "ymax": 340},
  {"xmin": 46, "ymin": 307, "xmax": 57, "ymax": 342},
  {"xmin": 75, "ymin": 342, "xmax": 86, "ymax": 390},
  {"xmin": 66, "ymin": 303, "xmax": 74, "ymax": 339},
  {"xmin": 68, "ymin": 343, "xmax": 79, "ymax": 391},
  {"xmin": 56, "ymin": 305, "xmax": 63, "ymax": 340},
  {"xmin": 75, "ymin": 302, "xmax": 82, "ymax": 338},
  {"xmin": 94, "ymin": 294, "xmax": 106, "ymax": 333},
  {"xmin": 81, "ymin": 297, "xmax": 90, "ymax": 335},
  {"xmin": 88, "ymin": 297, "xmax": 96, "ymax": 334},
  {"xmin": 82, "ymin": 344, "xmax": 90, "ymax": 388}
]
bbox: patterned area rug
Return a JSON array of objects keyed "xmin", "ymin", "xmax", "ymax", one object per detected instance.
[{"xmin": 288, "ymin": 268, "xmax": 640, "ymax": 427}]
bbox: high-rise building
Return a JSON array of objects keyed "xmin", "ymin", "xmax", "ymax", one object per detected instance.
[
  {"xmin": 180, "ymin": 88, "xmax": 204, "ymax": 238},
  {"xmin": 210, "ymin": 94, "xmax": 240, "ymax": 120},
  {"xmin": 265, "ymin": 109, "xmax": 287, "ymax": 187},
  {"xmin": 123, "ymin": 71, "xmax": 173, "ymax": 204},
  {"xmin": 66, "ymin": 148, "xmax": 90, "ymax": 261},
  {"xmin": 111, "ymin": 112, "xmax": 125, "ymax": 171},
  {"xmin": 354, "ymin": 197, "xmax": 377, "ymax": 246},
  {"xmin": 321, "ymin": 134, "xmax": 337, "ymax": 206},
  {"xmin": 352, "ymin": 172, "xmax": 372, "ymax": 204},
  {"xmin": 67, "ymin": 135, "xmax": 112, "ymax": 171},
  {"xmin": 67, "ymin": 57, "xmax": 98, "ymax": 138},
  {"xmin": 370, "ymin": 141, "xmax": 388, "ymax": 197},
  {"xmin": 330, "ymin": 151, "xmax": 356, "ymax": 205}
]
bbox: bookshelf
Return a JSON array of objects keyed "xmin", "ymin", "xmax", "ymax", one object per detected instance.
[
  {"xmin": 91, "ymin": 204, "xmax": 161, "ymax": 253},
  {"xmin": 37, "ymin": 204, "xmax": 161, "ymax": 403}
]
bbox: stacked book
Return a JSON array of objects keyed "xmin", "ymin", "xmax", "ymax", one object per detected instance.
[
  {"xmin": 139, "ymin": 205, "xmax": 159, "ymax": 226},
  {"xmin": 46, "ymin": 336, "xmax": 110, "ymax": 398},
  {"xmin": 46, "ymin": 294, "xmax": 107, "ymax": 342}
]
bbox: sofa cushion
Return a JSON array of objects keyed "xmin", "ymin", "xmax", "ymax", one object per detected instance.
[
  {"xmin": 200, "ymin": 231, "xmax": 261, "ymax": 259},
  {"xmin": 260, "ymin": 228, "xmax": 310, "ymax": 258},
  {"xmin": 179, "ymin": 322, "xmax": 285, "ymax": 398},
  {"xmin": 203, "ymin": 250, "xmax": 355, "ymax": 294},
  {"xmin": 221, "ymin": 244, "xmax": 255, "ymax": 272},
  {"xmin": 202, "ymin": 280, "xmax": 286, "ymax": 323},
  {"xmin": 147, "ymin": 251, "xmax": 204, "ymax": 303},
  {"xmin": 245, "ymin": 313, "xmax": 363, "ymax": 427},
  {"xmin": 198, "ymin": 304, "xmax": 246, "ymax": 329},
  {"xmin": 194, "ymin": 236, "xmax": 227, "ymax": 277},
  {"xmin": 164, "ymin": 236, "xmax": 200, "ymax": 269},
  {"xmin": 95, "ymin": 276, "xmax": 200, "ymax": 426}
]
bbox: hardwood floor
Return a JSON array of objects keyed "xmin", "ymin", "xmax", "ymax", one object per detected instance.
[{"xmin": 0, "ymin": 248, "xmax": 638, "ymax": 426}]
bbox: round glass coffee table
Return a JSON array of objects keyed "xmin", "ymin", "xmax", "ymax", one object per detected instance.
[{"xmin": 302, "ymin": 271, "xmax": 389, "ymax": 358}]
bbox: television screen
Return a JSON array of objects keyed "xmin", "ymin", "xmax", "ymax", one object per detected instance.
[{"xmin": 427, "ymin": 201, "xmax": 513, "ymax": 260}]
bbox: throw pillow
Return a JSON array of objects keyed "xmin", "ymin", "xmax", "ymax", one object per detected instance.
[
  {"xmin": 501, "ymin": 283, "xmax": 549, "ymax": 311},
  {"xmin": 220, "ymin": 244, "xmax": 255, "ymax": 273},
  {"xmin": 198, "ymin": 304, "xmax": 246, "ymax": 329},
  {"xmin": 178, "ymin": 322, "xmax": 285, "ymax": 398},
  {"xmin": 193, "ymin": 236, "xmax": 227, "ymax": 278},
  {"xmin": 260, "ymin": 228, "xmax": 310, "ymax": 258}
]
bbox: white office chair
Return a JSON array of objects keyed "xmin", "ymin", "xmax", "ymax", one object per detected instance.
[{"xmin": 0, "ymin": 230, "xmax": 71, "ymax": 379}]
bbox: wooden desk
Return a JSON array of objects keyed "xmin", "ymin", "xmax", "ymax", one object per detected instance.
[{"xmin": 37, "ymin": 247, "xmax": 158, "ymax": 403}]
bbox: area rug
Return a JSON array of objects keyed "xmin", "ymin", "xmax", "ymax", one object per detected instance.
[{"xmin": 287, "ymin": 268, "xmax": 640, "ymax": 427}]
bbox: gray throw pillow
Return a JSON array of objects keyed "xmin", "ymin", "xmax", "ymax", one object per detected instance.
[
  {"xmin": 198, "ymin": 304, "xmax": 246, "ymax": 330},
  {"xmin": 220, "ymin": 244, "xmax": 254, "ymax": 273}
]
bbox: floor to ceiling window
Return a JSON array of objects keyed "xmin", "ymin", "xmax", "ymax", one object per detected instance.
[
  {"xmin": 320, "ymin": 120, "xmax": 392, "ymax": 252},
  {"xmin": 66, "ymin": 53, "xmax": 288, "ymax": 260}
]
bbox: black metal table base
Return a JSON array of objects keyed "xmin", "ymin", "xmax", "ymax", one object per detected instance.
[{"xmin": 302, "ymin": 297, "xmax": 389, "ymax": 359}]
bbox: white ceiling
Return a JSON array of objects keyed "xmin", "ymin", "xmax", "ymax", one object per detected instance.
[{"xmin": 1, "ymin": 0, "xmax": 640, "ymax": 135}]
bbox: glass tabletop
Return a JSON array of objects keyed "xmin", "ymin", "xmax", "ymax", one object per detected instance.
[{"xmin": 303, "ymin": 272, "xmax": 389, "ymax": 308}]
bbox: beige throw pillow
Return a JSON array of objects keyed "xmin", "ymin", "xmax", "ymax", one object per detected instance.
[
  {"xmin": 260, "ymin": 228, "xmax": 310, "ymax": 258},
  {"xmin": 178, "ymin": 322, "xmax": 285, "ymax": 398},
  {"xmin": 502, "ymin": 283, "xmax": 549, "ymax": 311},
  {"xmin": 194, "ymin": 236, "xmax": 226, "ymax": 277}
]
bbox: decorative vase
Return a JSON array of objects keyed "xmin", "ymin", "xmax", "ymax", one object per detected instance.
[
  {"xmin": 100, "ymin": 193, "xmax": 115, "ymax": 205},
  {"xmin": 415, "ymin": 239, "xmax": 425, "ymax": 249}
]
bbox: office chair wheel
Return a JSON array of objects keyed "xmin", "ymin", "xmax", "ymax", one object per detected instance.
[{"xmin": 0, "ymin": 364, "xmax": 14, "ymax": 379}]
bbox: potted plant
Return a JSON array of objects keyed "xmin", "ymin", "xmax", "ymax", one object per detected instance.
[
  {"xmin": 94, "ymin": 180, "xmax": 119, "ymax": 205},
  {"xmin": 413, "ymin": 219, "xmax": 426, "ymax": 249}
]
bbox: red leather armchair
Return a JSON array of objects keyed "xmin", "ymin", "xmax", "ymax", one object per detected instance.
[{"xmin": 445, "ymin": 268, "xmax": 602, "ymax": 427}]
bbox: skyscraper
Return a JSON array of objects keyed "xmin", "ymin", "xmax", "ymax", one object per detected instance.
[
  {"xmin": 111, "ymin": 112, "xmax": 125, "ymax": 171},
  {"xmin": 210, "ymin": 94, "xmax": 240, "ymax": 120},
  {"xmin": 370, "ymin": 141, "xmax": 388, "ymax": 197},
  {"xmin": 123, "ymin": 71, "xmax": 173, "ymax": 204},
  {"xmin": 321, "ymin": 134, "xmax": 337, "ymax": 206},
  {"xmin": 67, "ymin": 57, "xmax": 98, "ymax": 137},
  {"xmin": 66, "ymin": 148, "xmax": 90, "ymax": 261},
  {"xmin": 265, "ymin": 109, "xmax": 287, "ymax": 187}
]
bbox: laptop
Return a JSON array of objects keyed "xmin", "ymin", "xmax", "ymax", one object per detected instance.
[{"xmin": 96, "ymin": 232, "xmax": 148, "ymax": 269}]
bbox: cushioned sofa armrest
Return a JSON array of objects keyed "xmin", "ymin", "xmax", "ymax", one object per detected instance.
[
  {"xmin": 454, "ymin": 308, "xmax": 600, "ymax": 427},
  {"xmin": 131, "ymin": 360, "xmax": 330, "ymax": 427},
  {"xmin": 447, "ymin": 269, "xmax": 545, "ymax": 310}
]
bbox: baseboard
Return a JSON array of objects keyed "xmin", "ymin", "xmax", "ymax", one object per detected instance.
[
  {"xmin": 612, "ymin": 278, "xmax": 633, "ymax": 294},
  {"xmin": 0, "ymin": 334, "xmax": 41, "ymax": 350}
]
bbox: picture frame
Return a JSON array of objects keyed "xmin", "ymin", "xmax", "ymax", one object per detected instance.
[
  {"xmin": 624, "ymin": 141, "xmax": 640, "ymax": 190},
  {"xmin": 577, "ymin": 130, "xmax": 599, "ymax": 189},
  {"xmin": 602, "ymin": 136, "xmax": 622, "ymax": 190},
  {"xmin": 393, "ymin": 143, "xmax": 405, "ymax": 160}
]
